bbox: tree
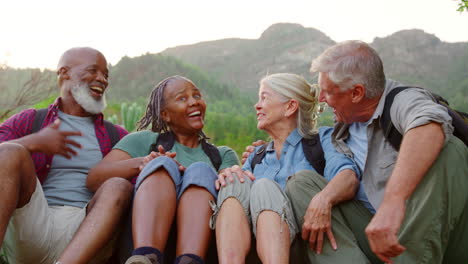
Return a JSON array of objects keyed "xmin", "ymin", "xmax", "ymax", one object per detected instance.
[
  {"xmin": 457, "ymin": 0, "xmax": 468, "ymax": 12},
  {"xmin": 0, "ymin": 68, "xmax": 55, "ymax": 120}
]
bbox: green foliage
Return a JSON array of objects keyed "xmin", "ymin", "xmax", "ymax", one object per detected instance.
[
  {"xmin": 457, "ymin": 0, "xmax": 468, "ymax": 12},
  {"xmin": 317, "ymin": 110, "xmax": 335, "ymax": 127},
  {"xmin": 108, "ymin": 53, "xmax": 240, "ymax": 103},
  {"xmin": 104, "ymin": 101, "xmax": 146, "ymax": 132},
  {"xmin": 0, "ymin": 247, "xmax": 8, "ymax": 264},
  {"xmin": 32, "ymin": 94, "xmax": 57, "ymax": 109},
  {"xmin": 120, "ymin": 102, "xmax": 144, "ymax": 132},
  {"xmin": 204, "ymin": 97, "xmax": 269, "ymax": 155}
]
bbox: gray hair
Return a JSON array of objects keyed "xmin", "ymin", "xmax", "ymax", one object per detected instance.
[
  {"xmin": 261, "ymin": 73, "xmax": 322, "ymax": 138},
  {"xmin": 310, "ymin": 40, "xmax": 386, "ymax": 98}
]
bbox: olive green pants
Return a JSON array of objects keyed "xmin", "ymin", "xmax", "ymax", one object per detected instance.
[{"xmin": 286, "ymin": 136, "xmax": 468, "ymax": 264}]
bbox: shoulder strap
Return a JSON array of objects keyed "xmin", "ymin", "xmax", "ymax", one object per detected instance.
[
  {"xmin": 103, "ymin": 120, "xmax": 120, "ymax": 148},
  {"xmin": 301, "ymin": 134, "xmax": 325, "ymax": 176},
  {"xmin": 201, "ymin": 140, "xmax": 222, "ymax": 172},
  {"xmin": 381, "ymin": 86, "xmax": 468, "ymax": 149},
  {"xmin": 32, "ymin": 108, "xmax": 48, "ymax": 134},
  {"xmin": 152, "ymin": 131, "xmax": 176, "ymax": 152},
  {"xmin": 152, "ymin": 132, "xmax": 222, "ymax": 171},
  {"xmin": 250, "ymin": 144, "xmax": 268, "ymax": 172},
  {"xmin": 249, "ymin": 136, "xmax": 325, "ymax": 176},
  {"xmin": 380, "ymin": 86, "xmax": 410, "ymax": 151}
]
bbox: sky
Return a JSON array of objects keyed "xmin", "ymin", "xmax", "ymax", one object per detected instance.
[{"xmin": 0, "ymin": 0, "xmax": 467, "ymax": 69}]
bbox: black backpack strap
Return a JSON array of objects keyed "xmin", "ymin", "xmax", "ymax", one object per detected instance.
[
  {"xmin": 32, "ymin": 108, "xmax": 48, "ymax": 133},
  {"xmin": 380, "ymin": 86, "xmax": 410, "ymax": 151},
  {"xmin": 434, "ymin": 94, "xmax": 468, "ymax": 147},
  {"xmin": 250, "ymin": 144, "xmax": 269, "ymax": 172},
  {"xmin": 201, "ymin": 140, "xmax": 222, "ymax": 171},
  {"xmin": 152, "ymin": 131, "xmax": 176, "ymax": 152},
  {"xmin": 103, "ymin": 120, "xmax": 120, "ymax": 148},
  {"xmin": 301, "ymin": 134, "xmax": 325, "ymax": 176},
  {"xmin": 447, "ymin": 108, "xmax": 468, "ymax": 147},
  {"xmin": 380, "ymin": 86, "xmax": 468, "ymax": 150}
]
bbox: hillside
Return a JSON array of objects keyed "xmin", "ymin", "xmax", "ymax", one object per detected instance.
[
  {"xmin": 372, "ymin": 29, "xmax": 468, "ymax": 110},
  {"xmin": 163, "ymin": 23, "xmax": 335, "ymax": 91},
  {"xmin": 107, "ymin": 53, "xmax": 240, "ymax": 102},
  {"xmin": 162, "ymin": 23, "xmax": 468, "ymax": 111}
]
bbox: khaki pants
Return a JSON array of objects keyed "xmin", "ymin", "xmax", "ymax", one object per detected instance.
[
  {"xmin": 3, "ymin": 180, "xmax": 113, "ymax": 264},
  {"xmin": 286, "ymin": 170, "xmax": 377, "ymax": 264},
  {"xmin": 211, "ymin": 176, "xmax": 298, "ymax": 243},
  {"xmin": 286, "ymin": 136, "xmax": 468, "ymax": 264}
]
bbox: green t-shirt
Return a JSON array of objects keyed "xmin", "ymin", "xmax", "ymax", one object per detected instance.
[{"xmin": 114, "ymin": 130, "xmax": 239, "ymax": 172}]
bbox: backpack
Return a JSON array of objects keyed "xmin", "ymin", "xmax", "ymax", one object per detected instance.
[
  {"xmin": 32, "ymin": 108, "xmax": 121, "ymax": 147},
  {"xmin": 250, "ymin": 133, "xmax": 325, "ymax": 176},
  {"xmin": 381, "ymin": 86, "xmax": 468, "ymax": 151},
  {"xmin": 151, "ymin": 131, "xmax": 222, "ymax": 171}
]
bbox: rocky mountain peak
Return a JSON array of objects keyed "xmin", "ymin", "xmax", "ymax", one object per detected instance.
[{"xmin": 259, "ymin": 23, "xmax": 332, "ymax": 43}]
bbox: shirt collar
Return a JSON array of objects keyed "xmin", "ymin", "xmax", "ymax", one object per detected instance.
[{"xmin": 266, "ymin": 128, "xmax": 302, "ymax": 151}]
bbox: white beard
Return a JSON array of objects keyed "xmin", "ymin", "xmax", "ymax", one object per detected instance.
[{"xmin": 70, "ymin": 82, "xmax": 107, "ymax": 114}]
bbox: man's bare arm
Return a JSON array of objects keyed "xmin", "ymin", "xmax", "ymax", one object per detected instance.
[{"xmin": 365, "ymin": 122, "xmax": 444, "ymax": 263}]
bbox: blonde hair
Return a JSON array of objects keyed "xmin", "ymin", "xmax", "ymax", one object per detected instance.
[{"xmin": 260, "ymin": 73, "xmax": 322, "ymax": 138}]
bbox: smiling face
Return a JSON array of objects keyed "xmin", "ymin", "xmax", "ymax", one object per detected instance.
[
  {"xmin": 59, "ymin": 48, "xmax": 109, "ymax": 115},
  {"xmin": 161, "ymin": 78, "xmax": 207, "ymax": 135},
  {"xmin": 318, "ymin": 72, "xmax": 356, "ymax": 124},
  {"xmin": 255, "ymin": 82, "xmax": 290, "ymax": 132}
]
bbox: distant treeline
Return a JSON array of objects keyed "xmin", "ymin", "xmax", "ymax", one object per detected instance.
[{"xmin": 1, "ymin": 49, "xmax": 465, "ymax": 155}]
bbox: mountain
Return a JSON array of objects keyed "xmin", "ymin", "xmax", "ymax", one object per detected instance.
[
  {"xmin": 162, "ymin": 23, "xmax": 468, "ymax": 111},
  {"xmin": 163, "ymin": 23, "xmax": 335, "ymax": 91},
  {"xmin": 2, "ymin": 23, "xmax": 467, "ymax": 112},
  {"xmin": 372, "ymin": 29, "xmax": 468, "ymax": 110},
  {"xmin": 107, "ymin": 53, "xmax": 240, "ymax": 102}
]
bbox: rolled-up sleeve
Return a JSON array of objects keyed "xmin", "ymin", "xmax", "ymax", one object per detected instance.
[
  {"xmin": 390, "ymin": 89, "xmax": 453, "ymax": 144},
  {"xmin": 319, "ymin": 127, "xmax": 361, "ymax": 181}
]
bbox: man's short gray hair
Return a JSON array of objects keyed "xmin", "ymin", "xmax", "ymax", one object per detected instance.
[
  {"xmin": 310, "ymin": 40, "xmax": 386, "ymax": 98},
  {"xmin": 261, "ymin": 73, "xmax": 321, "ymax": 138}
]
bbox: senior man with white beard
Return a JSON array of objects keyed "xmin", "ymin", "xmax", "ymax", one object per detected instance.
[{"xmin": 0, "ymin": 47, "xmax": 133, "ymax": 264}]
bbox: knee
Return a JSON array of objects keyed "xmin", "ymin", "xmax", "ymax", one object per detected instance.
[
  {"xmin": 100, "ymin": 177, "xmax": 133, "ymax": 206},
  {"xmin": 250, "ymin": 179, "xmax": 279, "ymax": 204},
  {"xmin": 185, "ymin": 162, "xmax": 217, "ymax": 179},
  {"xmin": 251, "ymin": 178, "xmax": 276, "ymax": 193},
  {"xmin": 0, "ymin": 142, "xmax": 30, "ymax": 163},
  {"xmin": 149, "ymin": 155, "xmax": 176, "ymax": 166},
  {"xmin": 187, "ymin": 161, "xmax": 212, "ymax": 170},
  {"xmin": 285, "ymin": 170, "xmax": 322, "ymax": 199},
  {"xmin": 137, "ymin": 156, "xmax": 179, "ymax": 185}
]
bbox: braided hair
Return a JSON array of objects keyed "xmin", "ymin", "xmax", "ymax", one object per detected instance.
[{"xmin": 137, "ymin": 75, "xmax": 190, "ymax": 132}]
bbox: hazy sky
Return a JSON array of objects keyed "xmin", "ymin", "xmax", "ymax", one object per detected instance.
[{"xmin": 0, "ymin": 0, "xmax": 466, "ymax": 69}]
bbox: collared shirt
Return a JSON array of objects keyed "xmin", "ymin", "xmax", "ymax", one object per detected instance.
[
  {"xmin": 332, "ymin": 79, "xmax": 453, "ymax": 210},
  {"xmin": 347, "ymin": 122, "xmax": 370, "ymax": 173},
  {"xmin": 0, "ymin": 98, "xmax": 128, "ymax": 184},
  {"xmin": 243, "ymin": 128, "xmax": 361, "ymax": 192}
]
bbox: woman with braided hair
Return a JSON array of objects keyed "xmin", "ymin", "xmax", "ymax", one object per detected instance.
[{"xmin": 88, "ymin": 75, "xmax": 239, "ymax": 264}]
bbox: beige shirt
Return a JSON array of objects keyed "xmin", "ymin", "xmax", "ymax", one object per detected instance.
[{"xmin": 331, "ymin": 79, "xmax": 453, "ymax": 209}]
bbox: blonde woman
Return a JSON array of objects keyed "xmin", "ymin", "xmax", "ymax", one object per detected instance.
[{"xmin": 211, "ymin": 73, "xmax": 362, "ymax": 263}]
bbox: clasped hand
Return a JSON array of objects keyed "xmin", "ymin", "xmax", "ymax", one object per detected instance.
[{"xmin": 139, "ymin": 145, "xmax": 185, "ymax": 172}]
